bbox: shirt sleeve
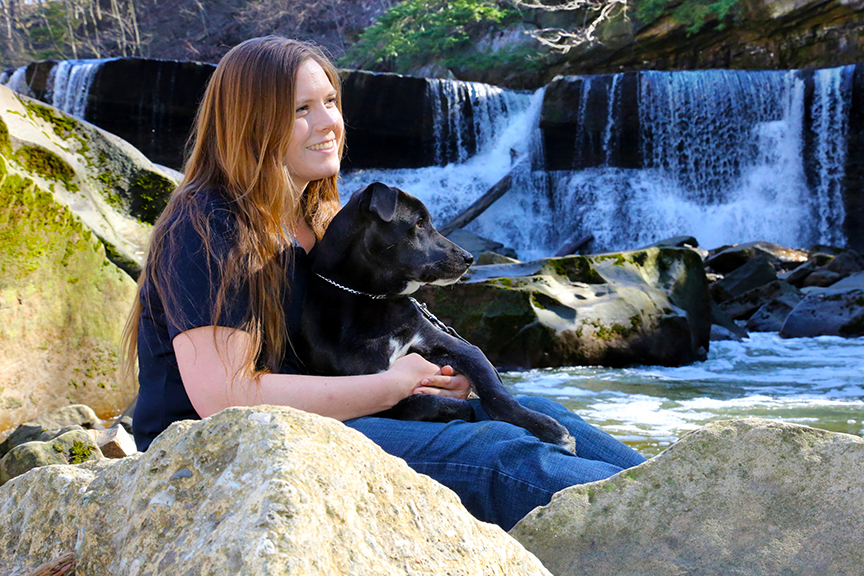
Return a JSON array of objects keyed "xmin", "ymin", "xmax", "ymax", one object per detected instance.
[{"xmin": 160, "ymin": 206, "xmax": 250, "ymax": 342}]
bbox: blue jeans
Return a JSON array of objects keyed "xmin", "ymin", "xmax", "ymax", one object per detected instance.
[{"xmin": 345, "ymin": 396, "xmax": 646, "ymax": 530}]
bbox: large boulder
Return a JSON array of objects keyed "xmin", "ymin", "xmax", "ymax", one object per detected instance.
[
  {"xmin": 780, "ymin": 271, "xmax": 864, "ymax": 338},
  {"xmin": 0, "ymin": 406, "xmax": 551, "ymax": 576},
  {"xmin": 0, "ymin": 84, "xmax": 178, "ymax": 274},
  {"xmin": 417, "ymin": 247, "xmax": 710, "ymax": 368},
  {"xmin": 0, "ymin": 154, "xmax": 137, "ymax": 440},
  {"xmin": 511, "ymin": 418, "xmax": 864, "ymax": 576}
]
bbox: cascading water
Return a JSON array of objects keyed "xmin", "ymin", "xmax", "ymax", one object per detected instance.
[
  {"xmin": 46, "ymin": 59, "xmax": 106, "ymax": 118},
  {"xmin": 342, "ymin": 66, "xmax": 855, "ymax": 259},
  {"xmin": 340, "ymin": 79, "xmax": 543, "ymax": 240},
  {"xmin": 0, "ymin": 65, "xmax": 33, "ymax": 97}
]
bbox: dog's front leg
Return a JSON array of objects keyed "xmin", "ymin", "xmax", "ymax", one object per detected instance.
[{"xmin": 429, "ymin": 338, "xmax": 577, "ymax": 454}]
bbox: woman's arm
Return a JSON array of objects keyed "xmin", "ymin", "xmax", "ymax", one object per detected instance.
[{"xmin": 174, "ymin": 325, "xmax": 469, "ymax": 420}]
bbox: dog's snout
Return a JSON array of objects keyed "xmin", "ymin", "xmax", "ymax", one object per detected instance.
[{"xmin": 463, "ymin": 252, "xmax": 474, "ymax": 267}]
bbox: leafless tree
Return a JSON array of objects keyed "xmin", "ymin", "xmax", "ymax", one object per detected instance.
[{"xmin": 512, "ymin": 0, "xmax": 628, "ymax": 53}]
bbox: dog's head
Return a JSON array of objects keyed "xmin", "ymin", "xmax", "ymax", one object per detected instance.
[{"xmin": 315, "ymin": 182, "xmax": 474, "ymax": 295}]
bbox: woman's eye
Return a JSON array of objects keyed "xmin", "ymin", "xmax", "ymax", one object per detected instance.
[{"xmin": 295, "ymin": 105, "xmax": 308, "ymax": 115}]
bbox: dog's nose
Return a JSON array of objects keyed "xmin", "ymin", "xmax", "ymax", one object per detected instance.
[{"xmin": 463, "ymin": 252, "xmax": 474, "ymax": 266}]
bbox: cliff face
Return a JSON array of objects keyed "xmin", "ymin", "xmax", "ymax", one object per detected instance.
[{"xmin": 534, "ymin": 0, "xmax": 864, "ymax": 80}]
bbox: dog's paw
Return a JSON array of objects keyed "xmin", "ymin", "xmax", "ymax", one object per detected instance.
[{"xmin": 559, "ymin": 432, "xmax": 577, "ymax": 456}]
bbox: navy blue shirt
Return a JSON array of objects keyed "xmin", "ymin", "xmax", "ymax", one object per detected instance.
[{"xmin": 133, "ymin": 190, "xmax": 311, "ymax": 451}]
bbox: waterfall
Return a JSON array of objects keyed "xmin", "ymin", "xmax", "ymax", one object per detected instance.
[
  {"xmin": 46, "ymin": 59, "xmax": 106, "ymax": 118},
  {"xmin": 347, "ymin": 67, "xmax": 853, "ymax": 259},
  {"xmin": 1, "ymin": 66, "xmax": 33, "ymax": 97},
  {"xmin": 340, "ymin": 80, "xmax": 540, "ymax": 229}
]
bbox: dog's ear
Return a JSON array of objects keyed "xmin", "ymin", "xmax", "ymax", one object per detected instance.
[{"xmin": 365, "ymin": 182, "xmax": 399, "ymax": 223}]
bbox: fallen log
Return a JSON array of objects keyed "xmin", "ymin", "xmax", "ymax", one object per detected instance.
[
  {"xmin": 555, "ymin": 233, "xmax": 594, "ymax": 257},
  {"xmin": 438, "ymin": 162, "xmax": 524, "ymax": 237}
]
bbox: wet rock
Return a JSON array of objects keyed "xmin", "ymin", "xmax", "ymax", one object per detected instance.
[
  {"xmin": 709, "ymin": 257, "xmax": 777, "ymax": 303},
  {"xmin": 745, "ymin": 293, "xmax": 802, "ymax": 332},
  {"xmin": 720, "ymin": 280, "xmax": 801, "ymax": 321},
  {"xmin": 704, "ymin": 241, "xmax": 808, "ymax": 274},
  {"xmin": 802, "ymin": 268, "xmax": 842, "ymax": 287},
  {"xmin": 710, "ymin": 324, "xmax": 745, "ymax": 341},
  {"xmin": 418, "ymin": 247, "xmax": 710, "ymax": 368},
  {"xmin": 780, "ymin": 272, "xmax": 864, "ymax": 338},
  {"xmin": 779, "ymin": 259, "xmax": 818, "ymax": 287},
  {"xmin": 0, "ymin": 428, "xmax": 101, "ymax": 486},
  {"xmin": 709, "ymin": 301, "xmax": 749, "ymax": 340},
  {"xmin": 823, "ymin": 249, "xmax": 864, "ymax": 276},
  {"xmin": 0, "ymin": 406, "xmax": 551, "ymax": 575},
  {"xmin": 511, "ymin": 418, "xmax": 864, "ymax": 576}
]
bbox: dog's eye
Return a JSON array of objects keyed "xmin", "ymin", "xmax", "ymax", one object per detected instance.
[{"xmin": 415, "ymin": 219, "xmax": 425, "ymax": 229}]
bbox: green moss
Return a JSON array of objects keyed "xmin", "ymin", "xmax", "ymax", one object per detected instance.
[
  {"xmin": 0, "ymin": 115, "xmax": 11, "ymax": 157},
  {"xmin": 21, "ymin": 99, "xmax": 80, "ymax": 138},
  {"xmin": 68, "ymin": 440, "xmax": 95, "ymax": 464},
  {"xmin": 544, "ymin": 257, "xmax": 605, "ymax": 284},
  {"xmin": 594, "ymin": 253, "xmax": 627, "ymax": 267},
  {"xmin": 0, "ymin": 173, "xmax": 94, "ymax": 280},
  {"xmin": 15, "ymin": 145, "xmax": 79, "ymax": 192},
  {"xmin": 129, "ymin": 170, "xmax": 175, "ymax": 224},
  {"xmin": 53, "ymin": 443, "xmax": 64, "ymax": 453}
]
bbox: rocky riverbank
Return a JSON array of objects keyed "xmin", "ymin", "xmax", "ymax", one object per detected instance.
[{"xmin": 3, "ymin": 403, "xmax": 864, "ymax": 575}]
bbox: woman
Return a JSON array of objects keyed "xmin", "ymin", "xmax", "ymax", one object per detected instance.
[{"xmin": 123, "ymin": 36, "xmax": 645, "ymax": 531}]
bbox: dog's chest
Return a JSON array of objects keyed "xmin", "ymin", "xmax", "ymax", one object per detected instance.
[{"xmin": 387, "ymin": 333, "xmax": 424, "ymax": 367}]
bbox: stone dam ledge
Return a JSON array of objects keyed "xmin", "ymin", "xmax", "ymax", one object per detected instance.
[{"xmin": 2, "ymin": 409, "xmax": 863, "ymax": 576}]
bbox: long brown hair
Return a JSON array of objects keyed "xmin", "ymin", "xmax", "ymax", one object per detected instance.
[{"xmin": 121, "ymin": 36, "xmax": 344, "ymax": 385}]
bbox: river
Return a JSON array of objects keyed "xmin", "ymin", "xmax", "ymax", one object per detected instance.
[{"xmin": 501, "ymin": 332, "xmax": 864, "ymax": 456}]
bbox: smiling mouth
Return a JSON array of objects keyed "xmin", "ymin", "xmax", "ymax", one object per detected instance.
[{"xmin": 307, "ymin": 140, "xmax": 335, "ymax": 151}]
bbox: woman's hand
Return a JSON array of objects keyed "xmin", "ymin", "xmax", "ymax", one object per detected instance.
[
  {"xmin": 413, "ymin": 364, "xmax": 471, "ymax": 400},
  {"xmin": 387, "ymin": 354, "xmax": 471, "ymax": 401}
]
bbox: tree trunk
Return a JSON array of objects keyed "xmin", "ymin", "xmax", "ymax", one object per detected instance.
[{"xmin": 438, "ymin": 161, "xmax": 524, "ymax": 237}]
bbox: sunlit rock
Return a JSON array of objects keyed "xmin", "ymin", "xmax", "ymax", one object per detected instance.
[
  {"xmin": 0, "ymin": 406, "xmax": 551, "ymax": 576},
  {"xmin": 0, "ymin": 152, "xmax": 137, "ymax": 440},
  {"xmin": 511, "ymin": 418, "xmax": 864, "ymax": 576}
]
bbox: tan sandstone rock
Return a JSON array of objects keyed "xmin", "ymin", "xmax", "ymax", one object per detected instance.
[
  {"xmin": 0, "ymin": 406, "xmax": 552, "ymax": 576},
  {"xmin": 510, "ymin": 418, "xmax": 864, "ymax": 576}
]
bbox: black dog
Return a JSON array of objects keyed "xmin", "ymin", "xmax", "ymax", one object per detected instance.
[{"xmin": 299, "ymin": 182, "xmax": 575, "ymax": 452}]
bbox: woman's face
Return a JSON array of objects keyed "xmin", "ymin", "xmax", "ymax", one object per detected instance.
[{"xmin": 286, "ymin": 59, "xmax": 344, "ymax": 191}]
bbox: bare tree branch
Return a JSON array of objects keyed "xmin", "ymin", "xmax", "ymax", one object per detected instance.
[{"xmin": 513, "ymin": 0, "xmax": 628, "ymax": 54}]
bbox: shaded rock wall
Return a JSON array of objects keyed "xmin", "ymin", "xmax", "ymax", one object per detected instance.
[{"xmin": 545, "ymin": 0, "xmax": 864, "ymax": 78}]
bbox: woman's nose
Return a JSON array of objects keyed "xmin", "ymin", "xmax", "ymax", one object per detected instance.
[{"xmin": 317, "ymin": 105, "xmax": 342, "ymax": 133}]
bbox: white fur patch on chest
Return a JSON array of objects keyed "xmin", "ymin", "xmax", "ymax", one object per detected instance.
[{"xmin": 388, "ymin": 333, "xmax": 424, "ymax": 367}]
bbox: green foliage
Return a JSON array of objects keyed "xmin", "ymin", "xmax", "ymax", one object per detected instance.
[
  {"xmin": 341, "ymin": 0, "xmax": 522, "ymax": 73},
  {"xmin": 635, "ymin": 0, "xmax": 739, "ymax": 34}
]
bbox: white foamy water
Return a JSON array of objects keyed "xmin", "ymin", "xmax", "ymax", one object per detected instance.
[
  {"xmin": 502, "ymin": 333, "xmax": 864, "ymax": 456},
  {"xmin": 342, "ymin": 67, "xmax": 854, "ymax": 259}
]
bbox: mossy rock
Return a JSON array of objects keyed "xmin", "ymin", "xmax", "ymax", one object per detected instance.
[
  {"xmin": 0, "ymin": 115, "xmax": 11, "ymax": 157},
  {"xmin": 14, "ymin": 144, "xmax": 79, "ymax": 192},
  {"xmin": 0, "ymin": 428, "xmax": 101, "ymax": 486},
  {"xmin": 0, "ymin": 170, "xmax": 137, "ymax": 436},
  {"xmin": 417, "ymin": 247, "xmax": 711, "ymax": 368},
  {"xmin": 128, "ymin": 169, "xmax": 175, "ymax": 224}
]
